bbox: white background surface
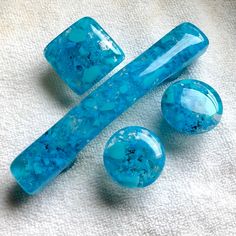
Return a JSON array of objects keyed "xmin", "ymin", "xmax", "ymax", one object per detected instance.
[{"xmin": 1, "ymin": 0, "xmax": 236, "ymax": 235}]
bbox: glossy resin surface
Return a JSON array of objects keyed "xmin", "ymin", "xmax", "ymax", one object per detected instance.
[
  {"xmin": 104, "ymin": 127, "xmax": 165, "ymax": 188},
  {"xmin": 11, "ymin": 22, "xmax": 209, "ymax": 194},
  {"xmin": 44, "ymin": 17, "xmax": 124, "ymax": 94},
  {"xmin": 161, "ymin": 79, "xmax": 223, "ymax": 134}
]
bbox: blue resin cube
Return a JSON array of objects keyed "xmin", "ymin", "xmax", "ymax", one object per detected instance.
[{"xmin": 44, "ymin": 17, "xmax": 124, "ymax": 94}]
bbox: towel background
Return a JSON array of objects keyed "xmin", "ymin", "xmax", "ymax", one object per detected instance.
[{"xmin": 1, "ymin": 0, "xmax": 236, "ymax": 235}]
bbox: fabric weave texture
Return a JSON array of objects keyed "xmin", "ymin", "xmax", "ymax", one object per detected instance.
[{"xmin": 0, "ymin": 0, "xmax": 236, "ymax": 235}]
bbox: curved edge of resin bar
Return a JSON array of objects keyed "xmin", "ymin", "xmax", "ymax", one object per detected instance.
[
  {"xmin": 10, "ymin": 22, "xmax": 209, "ymax": 195},
  {"xmin": 10, "ymin": 119, "xmax": 78, "ymax": 195},
  {"xmin": 181, "ymin": 22, "xmax": 209, "ymax": 59}
]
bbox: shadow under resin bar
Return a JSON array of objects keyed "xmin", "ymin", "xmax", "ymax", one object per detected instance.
[{"xmin": 11, "ymin": 22, "xmax": 209, "ymax": 194}]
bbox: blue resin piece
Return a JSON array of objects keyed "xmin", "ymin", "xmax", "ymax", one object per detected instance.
[
  {"xmin": 161, "ymin": 79, "xmax": 223, "ymax": 134},
  {"xmin": 44, "ymin": 17, "xmax": 124, "ymax": 94},
  {"xmin": 11, "ymin": 22, "xmax": 208, "ymax": 194},
  {"xmin": 103, "ymin": 126, "xmax": 165, "ymax": 188}
]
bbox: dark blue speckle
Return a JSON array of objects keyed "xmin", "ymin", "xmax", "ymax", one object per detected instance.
[{"xmin": 103, "ymin": 126, "xmax": 165, "ymax": 188}]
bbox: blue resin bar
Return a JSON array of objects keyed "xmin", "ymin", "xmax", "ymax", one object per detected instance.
[
  {"xmin": 11, "ymin": 22, "xmax": 209, "ymax": 194},
  {"xmin": 44, "ymin": 17, "xmax": 124, "ymax": 94}
]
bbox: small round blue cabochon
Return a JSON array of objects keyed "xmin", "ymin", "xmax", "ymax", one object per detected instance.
[
  {"xmin": 161, "ymin": 79, "xmax": 223, "ymax": 134},
  {"xmin": 103, "ymin": 126, "xmax": 165, "ymax": 188}
]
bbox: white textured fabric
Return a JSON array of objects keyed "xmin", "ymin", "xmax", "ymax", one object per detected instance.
[{"xmin": 1, "ymin": 0, "xmax": 236, "ymax": 235}]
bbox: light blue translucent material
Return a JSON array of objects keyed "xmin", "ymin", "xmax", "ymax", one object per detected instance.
[
  {"xmin": 103, "ymin": 126, "xmax": 165, "ymax": 188},
  {"xmin": 44, "ymin": 17, "xmax": 124, "ymax": 94},
  {"xmin": 161, "ymin": 79, "xmax": 223, "ymax": 134},
  {"xmin": 10, "ymin": 22, "xmax": 209, "ymax": 194}
]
